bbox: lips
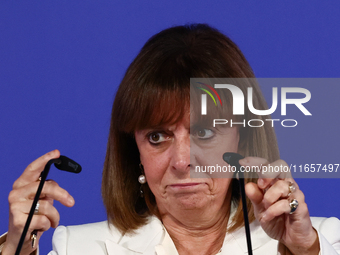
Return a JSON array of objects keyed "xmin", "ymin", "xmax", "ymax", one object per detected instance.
[
  {"xmin": 167, "ymin": 182, "xmax": 206, "ymax": 191},
  {"xmin": 170, "ymin": 183, "xmax": 201, "ymax": 187}
]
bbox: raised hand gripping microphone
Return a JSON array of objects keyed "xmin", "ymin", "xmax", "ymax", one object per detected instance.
[
  {"xmin": 223, "ymin": 152, "xmax": 253, "ymax": 255},
  {"xmin": 15, "ymin": 155, "xmax": 82, "ymax": 255}
]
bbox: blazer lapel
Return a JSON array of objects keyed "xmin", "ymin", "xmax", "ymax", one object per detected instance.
[
  {"xmin": 222, "ymin": 219, "xmax": 274, "ymax": 254},
  {"xmin": 105, "ymin": 240, "xmax": 139, "ymax": 255},
  {"xmin": 104, "ymin": 216, "xmax": 275, "ymax": 255},
  {"xmin": 105, "ymin": 217, "xmax": 164, "ymax": 255}
]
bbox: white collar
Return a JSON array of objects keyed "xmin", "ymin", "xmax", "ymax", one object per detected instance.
[
  {"xmin": 105, "ymin": 217, "xmax": 164, "ymax": 254},
  {"xmin": 104, "ymin": 215, "xmax": 273, "ymax": 255}
]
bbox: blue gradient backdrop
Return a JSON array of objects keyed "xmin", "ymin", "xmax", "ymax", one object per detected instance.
[{"xmin": 1, "ymin": 1, "xmax": 339, "ymax": 254}]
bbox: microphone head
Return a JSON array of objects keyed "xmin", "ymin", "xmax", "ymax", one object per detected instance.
[
  {"xmin": 223, "ymin": 152, "xmax": 244, "ymax": 167},
  {"xmin": 223, "ymin": 152, "xmax": 245, "ymax": 178},
  {"xmin": 54, "ymin": 155, "xmax": 82, "ymax": 173}
]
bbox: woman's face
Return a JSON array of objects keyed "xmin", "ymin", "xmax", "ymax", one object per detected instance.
[{"xmin": 134, "ymin": 115, "xmax": 239, "ymax": 216}]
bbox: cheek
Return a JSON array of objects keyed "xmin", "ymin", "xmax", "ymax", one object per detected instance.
[
  {"xmin": 140, "ymin": 149, "xmax": 170, "ymax": 190},
  {"xmin": 200, "ymin": 130, "xmax": 239, "ymax": 161},
  {"xmin": 135, "ymin": 133, "xmax": 168, "ymax": 186},
  {"xmin": 226, "ymin": 128, "xmax": 240, "ymax": 151},
  {"xmin": 210, "ymin": 178, "xmax": 232, "ymax": 197}
]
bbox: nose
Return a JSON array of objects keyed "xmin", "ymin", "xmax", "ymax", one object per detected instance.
[{"xmin": 170, "ymin": 133, "xmax": 190, "ymax": 174}]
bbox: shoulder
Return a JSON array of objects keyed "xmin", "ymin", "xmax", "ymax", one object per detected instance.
[
  {"xmin": 311, "ymin": 216, "xmax": 340, "ymax": 240},
  {"xmin": 223, "ymin": 217, "xmax": 340, "ymax": 254},
  {"xmin": 311, "ymin": 216, "xmax": 340, "ymax": 230},
  {"xmin": 49, "ymin": 217, "xmax": 165, "ymax": 255},
  {"xmin": 310, "ymin": 216, "xmax": 340, "ymax": 254},
  {"xmin": 55, "ymin": 220, "xmax": 122, "ymax": 242},
  {"xmin": 50, "ymin": 221, "xmax": 121, "ymax": 255}
]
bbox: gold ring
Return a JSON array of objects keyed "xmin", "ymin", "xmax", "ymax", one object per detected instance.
[
  {"xmin": 289, "ymin": 199, "xmax": 299, "ymax": 214},
  {"xmin": 34, "ymin": 201, "xmax": 40, "ymax": 215},
  {"xmin": 31, "ymin": 231, "xmax": 37, "ymax": 248},
  {"xmin": 287, "ymin": 181, "xmax": 296, "ymax": 197}
]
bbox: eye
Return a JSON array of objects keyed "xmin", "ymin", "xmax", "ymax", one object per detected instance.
[
  {"xmin": 195, "ymin": 128, "xmax": 214, "ymax": 139},
  {"xmin": 148, "ymin": 132, "xmax": 171, "ymax": 144}
]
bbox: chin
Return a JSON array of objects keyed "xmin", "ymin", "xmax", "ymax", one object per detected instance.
[{"xmin": 171, "ymin": 193, "xmax": 209, "ymax": 210}]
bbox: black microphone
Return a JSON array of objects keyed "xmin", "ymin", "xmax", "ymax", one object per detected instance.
[
  {"xmin": 54, "ymin": 155, "xmax": 82, "ymax": 173},
  {"xmin": 223, "ymin": 152, "xmax": 244, "ymax": 177},
  {"xmin": 223, "ymin": 152, "xmax": 253, "ymax": 255},
  {"xmin": 15, "ymin": 155, "xmax": 82, "ymax": 255}
]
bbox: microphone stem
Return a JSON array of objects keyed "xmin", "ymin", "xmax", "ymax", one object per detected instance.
[
  {"xmin": 15, "ymin": 158, "xmax": 60, "ymax": 255},
  {"xmin": 239, "ymin": 172, "xmax": 253, "ymax": 255}
]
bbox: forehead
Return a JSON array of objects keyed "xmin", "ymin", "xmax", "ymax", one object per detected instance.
[
  {"xmin": 142, "ymin": 108, "xmax": 191, "ymax": 131},
  {"xmin": 121, "ymin": 79, "xmax": 243, "ymax": 135},
  {"xmin": 122, "ymin": 83, "xmax": 190, "ymax": 133}
]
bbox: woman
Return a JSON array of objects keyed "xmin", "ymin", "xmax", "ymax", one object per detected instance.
[{"xmin": 1, "ymin": 24, "xmax": 340, "ymax": 255}]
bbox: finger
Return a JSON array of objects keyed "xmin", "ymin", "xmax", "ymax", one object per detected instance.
[
  {"xmin": 240, "ymin": 157, "xmax": 292, "ymax": 189},
  {"xmin": 239, "ymin": 157, "xmax": 274, "ymax": 188},
  {"xmin": 13, "ymin": 149, "xmax": 60, "ymax": 189},
  {"xmin": 259, "ymin": 199, "xmax": 291, "ymax": 223},
  {"xmin": 9, "ymin": 180, "xmax": 75, "ymax": 207},
  {"xmin": 261, "ymin": 190, "xmax": 306, "ymax": 223},
  {"xmin": 10, "ymin": 200, "xmax": 60, "ymax": 228},
  {"xmin": 9, "ymin": 212, "xmax": 52, "ymax": 236},
  {"xmin": 22, "ymin": 231, "xmax": 43, "ymax": 254},
  {"xmin": 288, "ymin": 188, "xmax": 306, "ymax": 212},
  {"xmin": 26, "ymin": 215, "xmax": 52, "ymax": 234},
  {"xmin": 262, "ymin": 180, "xmax": 298, "ymax": 209},
  {"xmin": 259, "ymin": 159, "xmax": 293, "ymax": 189},
  {"xmin": 245, "ymin": 182, "xmax": 265, "ymax": 217},
  {"xmin": 261, "ymin": 188, "xmax": 306, "ymax": 223},
  {"xmin": 5, "ymin": 230, "xmax": 44, "ymax": 255},
  {"xmin": 239, "ymin": 157, "xmax": 269, "ymax": 171}
]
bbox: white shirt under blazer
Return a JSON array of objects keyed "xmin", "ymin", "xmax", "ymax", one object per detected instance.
[{"xmin": 47, "ymin": 216, "xmax": 340, "ymax": 255}]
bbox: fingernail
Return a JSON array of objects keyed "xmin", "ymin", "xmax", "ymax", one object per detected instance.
[
  {"xmin": 47, "ymin": 150, "xmax": 56, "ymax": 156},
  {"xmin": 238, "ymin": 159, "xmax": 245, "ymax": 165},
  {"xmin": 258, "ymin": 178, "xmax": 264, "ymax": 187},
  {"xmin": 68, "ymin": 196, "xmax": 75, "ymax": 205}
]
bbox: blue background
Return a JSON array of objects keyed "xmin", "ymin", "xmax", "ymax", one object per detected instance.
[{"xmin": 0, "ymin": 1, "xmax": 339, "ymax": 254}]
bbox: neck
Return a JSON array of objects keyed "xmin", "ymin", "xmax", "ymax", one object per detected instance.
[{"xmin": 160, "ymin": 199, "xmax": 231, "ymax": 255}]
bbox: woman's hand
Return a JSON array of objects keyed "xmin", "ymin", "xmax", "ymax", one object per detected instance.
[
  {"xmin": 2, "ymin": 150, "xmax": 75, "ymax": 255},
  {"xmin": 241, "ymin": 157, "xmax": 320, "ymax": 255}
]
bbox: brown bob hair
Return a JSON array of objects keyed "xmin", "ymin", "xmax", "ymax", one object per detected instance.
[{"xmin": 102, "ymin": 24, "xmax": 280, "ymax": 234}]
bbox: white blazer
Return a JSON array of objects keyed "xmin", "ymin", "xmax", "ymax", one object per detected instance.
[{"xmin": 48, "ymin": 216, "xmax": 340, "ymax": 255}]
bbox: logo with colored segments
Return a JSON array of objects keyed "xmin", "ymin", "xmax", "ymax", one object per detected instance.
[{"xmin": 196, "ymin": 82, "xmax": 222, "ymax": 106}]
